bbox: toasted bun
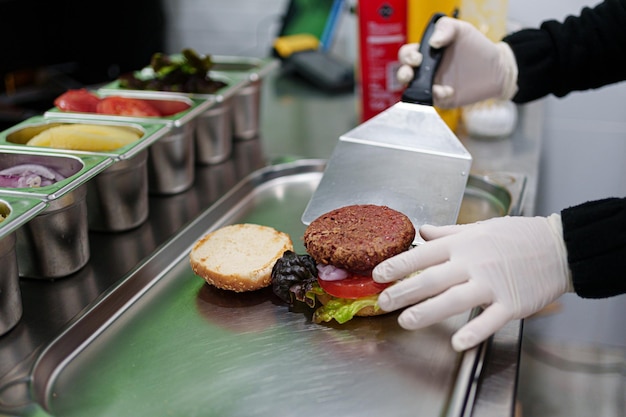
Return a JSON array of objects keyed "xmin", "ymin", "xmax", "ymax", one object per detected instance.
[
  {"xmin": 316, "ymin": 293, "xmax": 386, "ymax": 317},
  {"xmin": 190, "ymin": 224, "xmax": 293, "ymax": 292},
  {"xmin": 304, "ymin": 204, "xmax": 415, "ymax": 272}
]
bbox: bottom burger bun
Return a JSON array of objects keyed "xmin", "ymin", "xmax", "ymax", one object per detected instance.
[{"xmin": 190, "ymin": 223, "xmax": 293, "ymax": 292}]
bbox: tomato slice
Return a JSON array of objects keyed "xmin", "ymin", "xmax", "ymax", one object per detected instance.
[
  {"xmin": 147, "ymin": 99, "xmax": 191, "ymax": 116},
  {"xmin": 96, "ymin": 96, "xmax": 161, "ymax": 117},
  {"xmin": 317, "ymin": 274, "xmax": 391, "ymax": 299},
  {"xmin": 54, "ymin": 89, "xmax": 101, "ymax": 113}
]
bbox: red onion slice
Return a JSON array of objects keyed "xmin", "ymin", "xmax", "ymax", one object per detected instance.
[
  {"xmin": 0, "ymin": 164, "xmax": 66, "ymax": 181},
  {"xmin": 317, "ymin": 263, "xmax": 349, "ymax": 281},
  {"xmin": 0, "ymin": 164, "xmax": 67, "ymax": 188}
]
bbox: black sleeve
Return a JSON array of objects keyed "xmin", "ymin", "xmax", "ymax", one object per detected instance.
[
  {"xmin": 502, "ymin": 0, "xmax": 626, "ymax": 103},
  {"xmin": 561, "ymin": 198, "xmax": 626, "ymax": 299}
]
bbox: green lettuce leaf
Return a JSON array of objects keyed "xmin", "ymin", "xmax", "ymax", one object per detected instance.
[{"xmin": 308, "ymin": 285, "xmax": 380, "ymax": 324}]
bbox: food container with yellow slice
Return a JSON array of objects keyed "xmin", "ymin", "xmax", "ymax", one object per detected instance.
[
  {"xmin": 0, "ymin": 149, "xmax": 111, "ymax": 278},
  {"xmin": 45, "ymin": 91, "xmax": 218, "ymax": 195},
  {"xmin": 0, "ymin": 117, "xmax": 170, "ymax": 232}
]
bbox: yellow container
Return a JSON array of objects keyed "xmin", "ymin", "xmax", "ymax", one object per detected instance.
[
  {"xmin": 407, "ymin": 0, "xmax": 461, "ymax": 43},
  {"xmin": 407, "ymin": 0, "xmax": 462, "ymax": 132}
]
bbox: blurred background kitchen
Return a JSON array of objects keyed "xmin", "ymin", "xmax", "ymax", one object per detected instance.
[{"xmin": 1, "ymin": 0, "xmax": 624, "ymax": 416}]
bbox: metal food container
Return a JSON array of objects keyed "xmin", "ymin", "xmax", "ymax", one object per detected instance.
[
  {"xmin": 229, "ymin": 79, "xmax": 261, "ymax": 140},
  {"xmin": 0, "ymin": 150, "xmax": 111, "ymax": 278},
  {"xmin": 17, "ymin": 184, "xmax": 89, "ymax": 278},
  {"xmin": 45, "ymin": 92, "xmax": 217, "ymax": 195},
  {"xmin": 86, "ymin": 149, "xmax": 149, "ymax": 232},
  {"xmin": 0, "ymin": 117, "xmax": 170, "ymax": 232},
  {"xmin": 0, "ymin": 116, "xmax": 169, "ymax": 159},
  {"xmin": 0, "ymin": 196, "xmax": 47, "ymax": 335},
  {"xmin": 194, "ymin": 100, "xmax": 233, "ymax": 164},
  {"xmin": 210, "ymin": 56, "xmax": 279, "ymax": 140}
]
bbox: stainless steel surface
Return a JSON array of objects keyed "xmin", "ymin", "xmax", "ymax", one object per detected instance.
[
  {"xmin": 0, "ymin": 197, "xmax": 48, "ymax": 239},
  {"xmin": 17, "ymin": 185, "xmax": 89, "ymax": 279},
  {"xmin": 194, "ymin": 102, "xmax": 233, "ymax": 165},
  {"xmin": 0, "ymin": 69, "xmax": 545, "ymax": 417},
  {"xmin": 0, "ymin": 232, "xmax": 20, "ymax": 336},
  {"xmin": 231, "ymin": 80, "xmax": 261, "ymax": 139},
  {"xmin": 0, "ymin": 196, "xmax": 46, "ymax": 337},
  {"xmin": 147, "ymin": 122, "xmax": 195, "ymax": 195},
  {"xmin": 211, "ymin": 55, "xmax": 280, "ymax": 80},
  {"xmin": 24, "ymin": 160, "xmax": 520, "ymax": 417},
  {"xmin": 86, "ymin": 150, "xmax": 149, "ymax": 232},
  {"xmin": 302, "ymin": 102, "xmax": 473, "ymax": 234}
]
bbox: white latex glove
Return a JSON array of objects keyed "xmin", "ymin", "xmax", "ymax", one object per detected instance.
[
  {"xmin": 372, "ymin": 215, "xmax": 573, "ymax": 352},
  {"xmin": 396, "ymin": 17, "xmax": 518, "ymax": 108}
]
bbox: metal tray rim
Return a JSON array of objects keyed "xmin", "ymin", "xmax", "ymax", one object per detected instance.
[{"xmin": 26, "ymin": 159, "xmax": 526, "ymax": 416}]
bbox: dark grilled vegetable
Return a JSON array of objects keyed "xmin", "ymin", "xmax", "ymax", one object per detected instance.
[{"xmin": 271, "ymin": 251, "xmax": 318, "ymax": 307}]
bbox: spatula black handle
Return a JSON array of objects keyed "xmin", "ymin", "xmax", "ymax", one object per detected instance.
[{"xmin": 401, "ymin": 12, "xmax": 446, "ymax": 106}]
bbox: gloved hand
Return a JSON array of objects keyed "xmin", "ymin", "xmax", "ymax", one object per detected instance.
[
  {"xmin": 396, "ymin": 17, "xmax": 519, "ymax": 108},
  {"xmin": 372, "ymin": 214, "xmax": 573, "ymax": 352}
]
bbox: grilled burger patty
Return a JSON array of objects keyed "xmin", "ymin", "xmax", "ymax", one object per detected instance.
[{"xmin": 303, "ymin": 204, "xmax": 416, "ymax": 272}]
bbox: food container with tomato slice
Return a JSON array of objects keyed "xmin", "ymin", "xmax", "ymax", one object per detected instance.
[
  {"xmin": 45, "ymin": 89, "xmax": 217, "ymax": 194},
  {"xmin": 99, "ymin": 70, "xmax": 243, "ymax": 166},
  {"xmin": 0, "ymin": 195, "xmax": 46, "ymax": 335},
  {"xmin": 0, "ymin": 117, "xmax": 170, "ymax": 232},
  {"xmin": 98, "ymin": 52, "xmax": 278, "ymax": 162},
  {"xmin": 0, "ymin": 149, "xmax": 112, "ymax": 278}
]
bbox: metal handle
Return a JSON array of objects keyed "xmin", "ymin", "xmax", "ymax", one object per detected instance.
[{"xmin": 401, "ymin": 12, "xmax": 446, "ymax": 105}]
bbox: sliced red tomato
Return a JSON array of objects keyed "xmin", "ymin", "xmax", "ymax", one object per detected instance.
[
  {"xmin": 318, "ymin": 274, "xmax": 391, "ymax": 299},
  {"xmin": 96, "ymin": 96, "xmax": 162, "ymax": 117},
  {"xmin": 147, "ymin": 99, "xmax": 191, "ymax": 116},
  {"xmin": 54, "ymin": 89, "xmax": 101, "ymax": 113}
]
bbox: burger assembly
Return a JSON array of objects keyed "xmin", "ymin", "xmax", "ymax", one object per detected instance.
[{"xmin": 189, "ymin": 204, "xmax": 416, "ymax": 324}]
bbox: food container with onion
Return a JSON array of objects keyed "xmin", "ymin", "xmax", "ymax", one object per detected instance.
[
  {"xmin": 0, "ymin": 149, "xmax": 111, "ymax": 279},
  {"xmin": 0, "ymin": 116, "xmax": 170, "ymax": 232}
]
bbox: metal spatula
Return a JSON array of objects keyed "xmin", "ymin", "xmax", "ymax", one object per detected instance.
[{"xmin": 302, "ymin": 13, "xmax": 472, "ymax": 231}]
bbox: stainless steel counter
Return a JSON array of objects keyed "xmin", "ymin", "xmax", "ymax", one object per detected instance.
[{"xmin": 0, "ymin": 70, "xmax": 543, "ymax": 417}]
